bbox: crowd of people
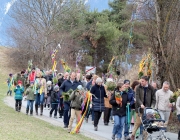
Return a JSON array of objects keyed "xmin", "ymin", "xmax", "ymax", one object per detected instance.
[{"xmin": 7, "ymin": 68, "xmax": 177, "ymax": 140}]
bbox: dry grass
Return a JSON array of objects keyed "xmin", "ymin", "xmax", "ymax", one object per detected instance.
[{"xmin": 0, "ymin": 46, "xmax": 92, "ymax": 140}]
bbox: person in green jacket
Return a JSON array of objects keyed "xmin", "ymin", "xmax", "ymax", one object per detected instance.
[
  {"xmin": 14, "ymin": 80, "xmax": 24, "ymax": 112},
  {"xmin": 25, "ymin": 82, "xmax": 35, "ymax": 115}
]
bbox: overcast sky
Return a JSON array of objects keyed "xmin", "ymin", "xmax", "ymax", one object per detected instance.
[{"xmin": 0, "ymin": 0, "xmax": 109, "ymax": 46}]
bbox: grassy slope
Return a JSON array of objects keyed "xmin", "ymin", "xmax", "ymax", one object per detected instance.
[{"xmin": 0, "ymin": 47, "xmax": 92, "ymax": 140}]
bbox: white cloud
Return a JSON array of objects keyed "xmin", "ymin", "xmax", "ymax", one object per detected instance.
[
  {"xmin": 5, "ymin": 0, "xmax": 17, "ymax": 15},
  {"xmin": 84, "ymin": 0, "xmax": 89, "ymax": 4}
]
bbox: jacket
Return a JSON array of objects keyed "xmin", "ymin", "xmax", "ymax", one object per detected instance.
[
  {"xmin": 14, "ymin": 85, "xmax": 24, "ymax": 100},
  {"xmin": 176, "ymin": 96, "xmax": 180, "ymax": 115},
  {"xmin": 109, "ymin": 90, "xmax": 128, "ymax": 117},
  {"xmin": 47, "ymin": 85, "xmax": 53, "ymax": 96},
  {"xmin": 69, "ymin": 90, "xmax": 83, "ymax": 110},
  {"xmin": 35, "ymin": 78, "xmax": 47, "ymax": 95},
  {"xmin": 127, "ymin": 88, "xmax": 135, "ymax": 109},
  {"xmin": 25, "ymin": 86, "xmax": 35, "ymax": 100},
  {"xmin": 60, "ymin": 79, "xmax": 81, "ymax": 104},
  {"xmin": 155, "ymin": 89, "xmax": 173, "ymax": 111},
  {"xmin": 104, "ymin": 85, "xmax": 112, "ymax": 108},
  {"xmin": 86, "ymin": 80, "xmax": 92, "ymax": 91},
  {"xmin": 90, "ymin": 84, "xmax": 107, "ymax": 112},
  {"xmin": 51, "ymin": 91, "xmax": 59, "ymax": 104},
  {"xmin": 135, "ymin": 84, "xmax": 156, "ymax": 113}
]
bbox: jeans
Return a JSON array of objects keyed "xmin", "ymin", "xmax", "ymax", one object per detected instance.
[
  {"xmin": 159, "ymin": 110, "xmax": 171, "ymax": 124},
  {"xmin": 15, "ymin": 99, "xmax": 22, "ymax": 111},
  {"xmin": 58, "ymin": 98, "xmax": 64, "ymax": 117},
  {"xmin": 27, "ymin": 100, "xmax": 34, "ymax": 111},
  {"xmin": 35, "ymin": 93, "xmax": 44, "ymax": 105},
  {"xmin": 124, "ymin": 115, "xmax": 129, "ymax": 137},
  {"xmin": 50, "ymin": 104, "xmax": 58, "ymax": 116},
  {"xmin": 94, "ymin": 111, "xmax": 102, "ymax": 127},
  {"xmin": 112, "ymin": 115, "xmax": 126, "ymax": 138},
  {"xmin": 63, "ymin": 102, "xmax": 70, "ymax": 126}
]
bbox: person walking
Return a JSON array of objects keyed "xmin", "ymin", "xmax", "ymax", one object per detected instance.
[
  {"xmin": 90, "ymin": 77, "xmax": 107, "ymax": 131},
  {"xmin": 176, "ymin": 94, "xmax": 180, "ymax": 140},
  {"xmin": 7, "ymin": 73, "xmax": 13, "ymax": 96},
  {"xmin": 131, "ymin": 76, "xmax": 156, "ymax": 140},
  {"xmin": 25, "ymin": 82, "xmax": 35, "ymax": 115},
  {"xmin": 60, "ymin": 72, "xmax": 81, "ymax": 128},
  {"xmin": 49, "ymin": 85, "xmax": 60, "ymax": 119},
  {"xmin": 67, "ymin": 85, "xmax": 84, "ymax": 133},
  {"xmin": 14, "ymin": 80, "xmax": 24, "ymax": 112},
  {"xmin": 110, "ymin": 83, "xmax": 129, "ymax": 140},
  {"xmin": 155, "ymin": 81, "xmax": 173, "ymax": 127},
  {"xmin": 44, "ymin": 81, "xmax": 53, "ymax": 110}
]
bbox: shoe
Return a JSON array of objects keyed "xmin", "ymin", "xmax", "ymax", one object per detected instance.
[
  {"xmin": 15, "ymin": 107, "xmax": 18, "ymax": 112},
  {"xmin": 94, "ymin": 127, "xmax": 98, "ymax": 131},
  {"xmin": 54, "ymin": 116, "xmax": 57, "ymax": 119},
  {"xmin": 67, "ymin": 129, "xmax": 71, "ymax": 133},
  {"xmin": 40, "ymin": 104, "xmax": 43, "ymax": 116},
  {"xmin": 92, "ymin": 121, "xmax": 94, "ymax": 125},
  {"xmin": 49, "ymin": 114, "xmax": 52, "ymax": 117},
  {"xmin": 131, "ymin": 135, "xmax": 135, "ymax": 140},
  {"xmin": 64, "ymin": 125, "xmax": 68, "ymax": 128},
  {"xmin": 112, "ymin": 134, "xmax": 115, "ymax": 140},
  {"xmin": 59, "ymin": 116, "xmax": 62, "ymax": 118},
  {"xmin": 125, "ymin": 135, "xmax": 130, "ymax": 140},
  {"xmin": 104, "ymin": 122, "xmax": 108, "ymax": 126},
  {"xmin": 85, "ymin": 118, "xmax": 88, "ymax": 123},
  {"xmin": 30, "ymin": 110, "xmax": 33, "ymax": 116},
  {"xmin": 26, "ymin": 108, "xmax": 29, "ymax": 115}
]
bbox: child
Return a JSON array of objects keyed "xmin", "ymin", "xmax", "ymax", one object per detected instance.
[
  {"xmin": 49, "ymin": 85, "xmax": 59, "ymax": 118},
  {"xmin": 7, "ymin": 73, "xmax": 13, "ymax": 96},
  {"xmin": 25, "ymin": 82, "xmax": 35, "ymax": 115},
  {"xmin": 44, "ymin": 81, "xmax": 53, "ymax": 110},
  {"xmin": 14, "ymin": 80, "xmax": 24, "ymax": 112},
  {"xmin": 67, "ymin": 85, "xmax": 84, "ymax": 133}
]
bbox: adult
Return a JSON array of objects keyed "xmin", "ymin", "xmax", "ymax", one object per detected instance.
[
  {"xmin": 90, "ymin": 77, "xmax": 107, "ymax": 131},
  {"xmin": 60, "ymin": 72, "xmax": 81, "ymax": 128},
  {"xmin": 28, "ymin": 68, "xmax": 36, "ymax": 83},
  {"xmin": 123, "ymin": 80, "xmax": 134, "ymax": 140},
  {"xmin": 151, "ymin": 81, "xmax": 158, "ymax": 92},
  {"xmin": 176, "ymin": 95, "xmax": 180, "ymax": 140},
  {"xmin": 46, "ymin": 70, "xmax": 53, "ymax": 83},
  {"xmin": 110, "ymin": 83, "xmax": 129, "ymax": 140},
  {"xmin": 34, "ymin": 72, "xmax": 47, "ymax": 116},
  {"xmin": 57, "ymin": 72, "xmax": 69, "ymax": 118},
  {"xmin": 131, "ymin": 76, "xmax": 156, "ymax": 140},
  {"xmin": 155, "ymin": 81, "xmax": 173, "ymax": 126}
]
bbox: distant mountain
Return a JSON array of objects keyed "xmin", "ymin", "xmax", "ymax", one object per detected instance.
[{"xmin": 87, "ymin": 0, "xmax": 110, "ymax": 11}]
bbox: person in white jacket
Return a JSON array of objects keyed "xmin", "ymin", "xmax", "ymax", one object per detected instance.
[{"xmin": 155, "ymin": 81, "xmax": 173, "ymax": 125}]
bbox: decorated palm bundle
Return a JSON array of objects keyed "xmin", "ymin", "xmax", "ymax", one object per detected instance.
[
  {"xmin": 115, "ymin": 91, "xmax": 122, "ymax": 107},
  {"xmin": 169, "ymin": 89, "xmax": 179, "ymax": 103},
  {"xmin": 53, "ymin": 77, "xmax": 58, "ymax": 85},
  {"xmin": 62, "ymin": 89, "xmax": 74, "ymax": 101},
  {"xmin": 106, "ymin": 81, "xmax": 116, "ymax": 91}
]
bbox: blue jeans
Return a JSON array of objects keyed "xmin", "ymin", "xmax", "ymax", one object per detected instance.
[
  {"xmin": 63, "ymin": 102, "xmax": 70, "ymax": 126},
  {"xmin": 35, "ymin": 93, "xmax": 44, "ymax": 105},
  {"xmin": 124, "ymin": 116, "xmax": 129, "ymax": 137},
  {"xmin": 113, "ymin": 115, "xmax": 126, "ymax": 138},
  {"xmin": 27, "ymin": 100, "xmax": 34, "ymax": 111}
]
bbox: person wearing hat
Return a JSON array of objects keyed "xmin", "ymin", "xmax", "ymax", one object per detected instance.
[
  {"xmin": 14, "ymin": 80, "xmax": 24, "ymax": 112},
  {"xmin": 7, "ymin": 73, "xmax": 13, "ymax": 96},
  {"xmin": 123, "ymin": 79, "xmax": 135, "ymax": 140},
  {"xmin": 67, "ymin": 85, "xmax": 84, "ymax": 133},
  {"xmin": 44, "ymin": 81, "xmax": 53, "ymax": 110},
  {"xmin": 25, "ymin": 82, "xmax": 35, "ymax": 115},
  {"xmin": 49, "ymin": 85, "xmax": 60, "ymax": 118},
  {"xmin": 90, "ymin": 77, "xmax": 107, "ymax": 131}
]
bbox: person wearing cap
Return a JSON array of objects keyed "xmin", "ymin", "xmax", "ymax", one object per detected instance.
[
  {"xmin": 25, "ymin": 82, "xmax": 35, "ymax": 115},
  {"xmin": 7, "ymin": 73, "xmax": 13, "ymax": 96},
  {"xmin": 123, "ymin": 80, "xmax": 135, "ymax": 140},
  {"xmin": 49, "ymin": 85, "xmax": 60, "ymax": 119},
  {"xmin": 90, "ymin": 77, "xmax": 107, "ymax": 131},
  {"xmin": 14, "ymin": 80, "xmax": 24, "ymax": 112},
  {"xmin": 44, "ymin": 81, "xmax": 53, "ymax": 110},
  {"xmin": 59, "ymin": 72, "xmax": 81, "ymax": 128},
  {"xmin": 67, "ymin": 85, "xmax": 84, "ymax": 133}
]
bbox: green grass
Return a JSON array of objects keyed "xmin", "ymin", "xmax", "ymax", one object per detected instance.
[{"xmin": 0, "ymin": 74, "xmax": 92, "ymax": 140}]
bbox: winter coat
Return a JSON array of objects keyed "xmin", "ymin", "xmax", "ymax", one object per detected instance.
[
  {"xmin": 109, "ymin": 90, "xmax": 129, "ymax": 117},
  {"xmin": 60, "ymin": 79, "xmax": 81, "ymax": 105},
  {"xmin": 14, "ymin": 85, "xmax": 24, "ymax": 100},
  {"xmin": 90, "ymin": 84, "xmax": 107, "ymax": 112},
  {"xmin": 35, "ymin": 78, "xmax": 47, "ymax": 95},
  {"xmin": 135, "ymin": 84, "xmax": 156, "ymax": 113},
  {"xmin": 51, "ymin": 91, "xmax": 59, "ymax": 104},
  {"xmin": 28, "ymin": 72, "xmax": 36, "ymax": 83},
  {"xmin": 25, "ymin": 86, "xmax": 35, "ymax": 100},
  {"xmin": 47, "ymin": 74, "xmax": 53, "ymax": 83},
  {"xmin": 127, "ymin": 88, "xmax": 135, "ymax": 109},
  {"xmin": 69, "ymin": 90, "xmax": 83, "ymax": 110},
  {"xmin": 58, "ymin": 77, "xmax": 65, "ymax": 87},
  {"xmin": 86, "ymin": 80, "xmax": 92, "ymax": 91}
]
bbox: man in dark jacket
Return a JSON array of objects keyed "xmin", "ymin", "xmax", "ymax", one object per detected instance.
[
  {"xmin": 131, "ymin": 76, "xmax": 156, "ymax": 140},
  {"xmin": 58, "ymin": 72, "xmax": 69, "ymax": 118},
  {"xmin": 60, "ymin": 72, "xmax": 81, "ymax": 128},
  {"xmin": 90, "ymin": 77, "xmax": 107, "ymax": 131},
  {"xmin": 123, "ymin": 80, "xmax": 134, "ymax": 140}
]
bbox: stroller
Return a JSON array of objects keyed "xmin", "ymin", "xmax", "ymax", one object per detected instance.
[{"xmin": 138, "ymin": 107, "xmax": 170, "ymax": 140}]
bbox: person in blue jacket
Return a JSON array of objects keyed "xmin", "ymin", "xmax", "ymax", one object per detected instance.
[
  {"xmin": 90, "ymin": 77, "xmax": 107, "ymax": 131},
  {"xmin": 123, "ymin": 79, "xmax": 135, "ymax": 140},
  {"xmin": 59, "ymin": 72, "xmax": 81, "ymax": 128},
  {"xmin": 14, "ymin": 80, "xmax": 24, "ymax": 112}
]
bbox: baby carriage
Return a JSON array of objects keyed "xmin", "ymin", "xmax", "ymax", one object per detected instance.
[{"xmin": 138, "ymin": 107, "xmax": 170, "ymax": 140}]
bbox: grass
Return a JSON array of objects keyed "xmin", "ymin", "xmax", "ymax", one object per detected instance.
[{"xmin": 0, "ymin": 47, "xmax": 92, "ymax": 140}]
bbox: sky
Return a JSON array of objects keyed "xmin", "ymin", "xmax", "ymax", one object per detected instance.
[{"xmin": 0, "ymin": 0, "xmax": 109, "ymax": 46}]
